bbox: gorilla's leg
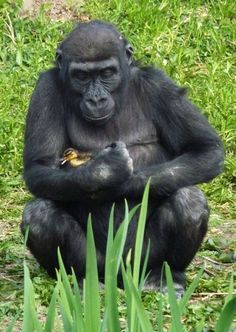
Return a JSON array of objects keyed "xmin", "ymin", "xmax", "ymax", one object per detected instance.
[
  {"xmin": 145, "ymin": 186, "xmax": 209, "ymax": 295},
  {"xmin": 21, "ymin": 198, "xmax": 89, "ymax": 278}
]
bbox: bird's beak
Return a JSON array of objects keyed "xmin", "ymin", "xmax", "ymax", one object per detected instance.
[{"xmin": 60, "ymin": 158, "xmax": 68, "ymax": 165}]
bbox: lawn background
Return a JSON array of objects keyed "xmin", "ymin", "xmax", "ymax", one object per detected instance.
[{"xmin": 0, "ymin": 0, "xmax": 235, "ymax": 330}]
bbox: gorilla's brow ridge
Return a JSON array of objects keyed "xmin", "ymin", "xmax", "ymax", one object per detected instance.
[{"xmin": 69, "ymin": 57, "xmax": 119, "ymax": 72}]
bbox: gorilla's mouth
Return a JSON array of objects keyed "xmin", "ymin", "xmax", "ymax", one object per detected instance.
[{"xmin": 83, "ymin": 110, "xmax": 114, "ymax": 125}]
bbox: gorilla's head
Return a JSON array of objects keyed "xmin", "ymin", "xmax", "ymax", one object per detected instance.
[{"xmin": 56, "ymin": 21, "xmax": 134, "ymax": 125}]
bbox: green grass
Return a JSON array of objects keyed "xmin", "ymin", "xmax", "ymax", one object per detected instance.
[{"xmin": 0, "ymin": 0, "xmax": 235, "ymax": 330}]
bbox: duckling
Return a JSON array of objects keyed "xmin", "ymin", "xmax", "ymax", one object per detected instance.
[{"xmin": 60, "ymin": 148, "xmax": 92, "ymax": 167}]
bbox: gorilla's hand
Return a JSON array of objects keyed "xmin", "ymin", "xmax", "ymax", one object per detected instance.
[{"xmin": 87, "ymin": 141, "xmax": 133, "ymax": 191}]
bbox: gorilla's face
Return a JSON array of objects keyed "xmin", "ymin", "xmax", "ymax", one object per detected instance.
[
  {"xmin": 56, "ymin": 21, "xmax": 134, "ymax": 126},
  {"xmin": 69, "ymin": 57, "xmax": 121, "ymax": 125}
]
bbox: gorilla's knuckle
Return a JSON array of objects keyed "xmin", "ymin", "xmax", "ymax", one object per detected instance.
[
  {"xmin": 114, "ymin": 141, "xmax": 127, "ymax": 150},
  {"xmin": 93, "ymin": 163, "xmax": 112, "ymax": 180},
  {"xmin": 106, "ymin": 141, "xmax": 125, "ymax": 149},
  {"xmin": 127, "ymin": 157, "xmax": 133, "ymax": 173},
  {"xmin": 120, "ymin": 147, "xmax": 130, "ymax": 158}
]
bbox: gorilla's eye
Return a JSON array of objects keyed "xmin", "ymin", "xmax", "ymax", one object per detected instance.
[
  {"xmin": 73, "ymin": 70, "xmax": 90, "ymax": 82},
  {"xmin": 100, "ymin": 68, "xmax": 115, "ymax": 79}
]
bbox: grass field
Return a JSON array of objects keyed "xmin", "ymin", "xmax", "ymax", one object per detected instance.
[{"xmin": 0, "ymin": 0, "xmax": 235, "ymax": 330}]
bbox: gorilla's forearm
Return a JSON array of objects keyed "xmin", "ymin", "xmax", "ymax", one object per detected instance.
[
  {"xmin": 24, "ymin": 142, "xmax": 133, "ymax": 202},
  {"xmin": 24, "ymin": 165, "xmax": 100, "ymax": 201},
  {"xmin": 122, "ymin": 145, "xmax": 224, "ymax": 199}
]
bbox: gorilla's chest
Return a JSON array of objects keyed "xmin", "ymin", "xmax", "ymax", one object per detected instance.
[{"xmin": 66, "ymin": 109, "xmax": 163, "ymax": 170}]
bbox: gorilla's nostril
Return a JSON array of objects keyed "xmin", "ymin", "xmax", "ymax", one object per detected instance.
[
  {"xmin": 86, "ymin": 96, "xmax": 107, "ymax": 108},
  {"xmin": 86, "ymin": 98, "xmax": 96, "ymax": 107},
  {"xmin": 107, "ymin": 142, "xmax": 117, "ymax": 149}
]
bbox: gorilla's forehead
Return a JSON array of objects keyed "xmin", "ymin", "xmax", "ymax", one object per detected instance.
[
  {"xmin": 69, "ymin": 57, "xmax": 119, "ymax": 71},
  {"xmin": 61, "ymin": 21, "xmax": 124, "ymax": 62}
]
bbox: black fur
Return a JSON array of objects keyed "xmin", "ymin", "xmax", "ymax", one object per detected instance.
[{"xmin": 21, "ymin": 21, "xmax": 224, "ymax": 292}]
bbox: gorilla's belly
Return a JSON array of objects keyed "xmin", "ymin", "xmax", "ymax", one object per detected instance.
[{"xmin": 128, "ymin": 142, "xmax": 171, "ymax": 171}]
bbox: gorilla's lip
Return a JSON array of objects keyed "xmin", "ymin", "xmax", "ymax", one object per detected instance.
[{"xmin": 83, "ymin": 111, "xmax": 114, "ymax": 125}]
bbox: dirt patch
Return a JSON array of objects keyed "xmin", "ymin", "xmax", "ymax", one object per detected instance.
[
  {"xmin": 20, "ymin": 0, "xmax": 90, "ymax": 21},
  {"xmin": 209, "ymin": 219, "xmax": 236, "ymax": 242},
  {"xmin": 0, "ymin": 221, "xmax": 14, "ymax": 240}
]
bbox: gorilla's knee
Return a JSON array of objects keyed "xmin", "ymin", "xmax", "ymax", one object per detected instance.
[
  {"xmin": 172, "ymin": 186, "xmax": 209, "ymax": 229},
  {"xmin": 21, "ymin": 198, "xmax": 54, "ymax": 240}
]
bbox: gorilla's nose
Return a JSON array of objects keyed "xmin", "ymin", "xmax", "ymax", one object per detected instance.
[{"xmin": 85, "ymin": 96, "xmax": 107, "ymax": 109}]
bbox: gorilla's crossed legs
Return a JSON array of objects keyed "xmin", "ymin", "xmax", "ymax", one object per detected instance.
[{"xmin": 21, "ymin": 186, "xmax": 208, "ymax": 291}]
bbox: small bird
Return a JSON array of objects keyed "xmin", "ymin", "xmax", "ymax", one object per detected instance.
[{"xmin": 60, "ymin": 148, "xmax": 92, "ymax": 167}]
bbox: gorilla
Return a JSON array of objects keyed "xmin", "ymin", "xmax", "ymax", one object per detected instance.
[{"xmin": 21, "ymin": 20, "xmax": 224, "ymax": 294}]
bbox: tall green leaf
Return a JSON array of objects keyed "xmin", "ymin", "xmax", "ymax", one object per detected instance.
[
  {"xmin": 157, "ymin": 265, "xmax": 165, "ymax": 332},
  {"xmin": 57, "ymin": 249, "xmax": 76, "ymax": 313},
  {"xmin": 104, "ymin": 203, "xmax": 120, "ymax": 332},
  {"xmin": 71, "ymin": 270, "xmax": 85, "ymax": 332},
  {"xmin": 121, "ymin": 258, "xmax": 132, "ymax": 331},
  {"xmin": 44, "ymin": 285, "xmax": 58, "ymax": 332},
  {"xmin": 215, "ymin": 297, "xmax": 236, "ymax": 332},
  {"xmin": 139, "ymin": 240, "xmax": 150, "ymax": 291},
  {"xmin": 165, "ymin": 262, "xmax": 184, "ymax": 332},
  {"xmin": 133, "ymin": 179, "xmax": 150, "ymax": 288},
  {"xmin": 23, "ymin": 261, "xmax": 43, "ymax": 332},
  {"xmin": 57, "ymin": 273, "xmax": 73, "ymax": 331},
  {"xmin": 156, "ymin": 293, "xmax": 164, "ymax": 332},
  {"xmin": 5, "ymin": 317, "xmax": 17, "ymax": 332},
  {"xmin": 121, "ymin": 262, "xmax": 153, "ymax": 332},
  {"xmin": 115, "ymin": 202, "xmax": 140, "ymax": 274},
  {"xmin": 223, "ymin": 273, "xmax": 234, "ymax": 309},
  {"xmin": 179, "ymin": 267, "xmax": 204, "ymax": 315},
  {"xmin": 195, "ymin": 319, "xmax": 205, "ymax": 332},
  {"xmin": 84, "ymin": 216, "xmax": 100, "ymax": 332},
  {"xmin": 130, "ymin": 180, "xmax": 150, "ymax": 332}
]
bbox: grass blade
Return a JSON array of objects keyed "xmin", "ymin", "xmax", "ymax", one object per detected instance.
[
  {"xmin": 84, "ymin": 215, "xmax": 100, "ymax": 332},
  {"xmin": 195, "ymin": 319, "xmax": 205, "ymax": 332},
  {"xmin": 133, "ymin": 179, "xmax": 150, "ymax": 288},
  {"xmin": 104, "ymin": 202, "xmax": 140, "ymax": 332},
  {"xmin": 114, "ymin": 200, "xmax": 139, "ymax": 273},
  {"xmin": 57, "ymin": 273, "xmax": 73, "ymax": 331},
  {"xmin": 179, "ymin": 267, "xmax": 204, "ymax": 315},
  {"xmin": 104, "ymin": 202, "xmax": 130, "ymax": 332},
  {"xmin": 165, "ymin": 262, "xmax": 184, "ymax": 332},
  {"xmin": 5, "ymin": 317, "xmax": 17, "ymax": 332},
  {"xmin": 57, "ymin": 249, "xmax": 75, "ymax": 313},
  {"xmin": 157, "ymin": 265, "xmax": 165, "ymax": 332},
  {"xmin": 106, "ymin": 203, "xmax": 115, "ymax": 257},
  {"xmin": 121, "ymin": 259, "xmax": 132, "ymax": 331},
  {"xmin": 215, "ymin": 297, "xmax": 236, "ymax": 332},
  {"xmin": 23, "ymin": 261, "xmax": 43, "ymax": 332},
  {"xmin": 156, "ymin": 293, "xmax": 164, "ymax": 332},
  {"xmin": 121, "ymin": 262, "xmax": 153, "ymax": 332},
  {"xmin": 71, "ymin": 269, "xmax": 85, "ymax": 332},
  {"xmin": 223, "ymin": 272, "xmax": 234, "ymax": 309},
  {"xmin": 104, "ymin": 204, "xmax": 117, "ymax": 332},
  {"xmin": 130, "ymin": 180, "xmax": 150, "ymax": 332},
  {"xmin": 139, "ymin": 239, "xmax": 150, "ymax": 291},
  {"xmin": 100, "ymin": 309, "xmax": 108, "ymax": 332},
  {"xmin": 44, "ymin": 285, "xmax": 58, "ymax": 332}
]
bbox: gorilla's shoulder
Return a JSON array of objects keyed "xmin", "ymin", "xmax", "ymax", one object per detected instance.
[
  {"xmin": 131, "ymin": 66, "xmax": 186, "ymax": 98},
  {"xmin": 36, "ymin": 68, "xmax": 62, "ymax": 94},
  {"xmin": 38, "ymin": 68, "xmax": 59, "ymax": 84}
]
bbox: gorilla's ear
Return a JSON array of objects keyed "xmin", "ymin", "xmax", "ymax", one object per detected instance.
[
  {"xmin": 125, "ymin": 43, "xmax": 134, "ymax": 65},
  {"xmin": 55, "ymin": 48, "xmax": 62, "ymax": 68}
]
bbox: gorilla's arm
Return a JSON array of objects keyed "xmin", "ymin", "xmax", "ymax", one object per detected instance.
[
  {"xmin": 24, "ymin": 71, "xmax": 132, "ymax": 201},
  {"xmin": 120, "ymin": 68, "xmax": 225, "ymax": 199}
]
